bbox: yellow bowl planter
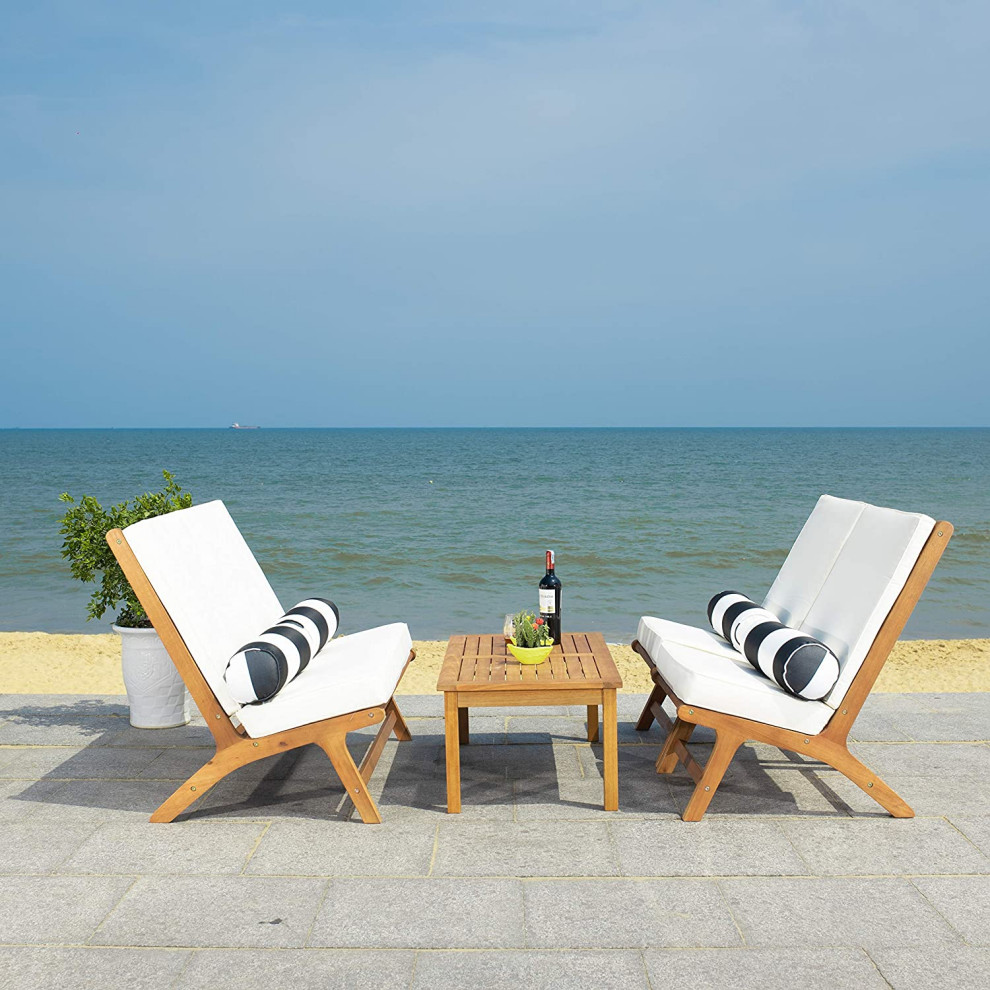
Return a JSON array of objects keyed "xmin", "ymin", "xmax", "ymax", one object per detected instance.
[{"xmin": 507, "ymin": 639, "xmax": 553, "ymax": 665}]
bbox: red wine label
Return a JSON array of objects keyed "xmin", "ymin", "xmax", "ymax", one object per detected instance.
[{"xmin": 539, "ymin": 589, "xmax": 557, "ymax": 613}]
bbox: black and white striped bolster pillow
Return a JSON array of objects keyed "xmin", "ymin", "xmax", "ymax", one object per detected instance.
[
  {"xmin": 706, "ymin": 590, "xmax": 840, "ymax": 701},
  {"xmin": 224, "ymin": 598, "xmax": 339, "ymax": 705}
]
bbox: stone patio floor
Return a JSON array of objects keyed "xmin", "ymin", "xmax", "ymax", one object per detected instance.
[{"xmin": 0, "ymin": 691, "xmax": 988, "ymax": 989}]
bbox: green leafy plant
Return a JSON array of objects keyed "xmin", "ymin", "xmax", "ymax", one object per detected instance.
[
  {"xmin": 511, "ymin": 609, "xmax": 553, "ymax": 648},
  {"xmin": 58, "ymin": 470, "xmax": 193, "ymax": 628}
]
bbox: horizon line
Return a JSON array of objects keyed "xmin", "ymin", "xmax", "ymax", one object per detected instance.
[{"xmin": 2, "ymin": 425, "xmax": 988, "ymax": 432}]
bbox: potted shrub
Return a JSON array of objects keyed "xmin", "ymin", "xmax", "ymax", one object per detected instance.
[{"xmin": 58, "ymin": 470, "xmax": 194, "ymax": 728}]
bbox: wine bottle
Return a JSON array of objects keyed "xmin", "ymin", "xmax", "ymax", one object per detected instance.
[{"xmin": 538, "ymin": 549, "xmax": 562, "ymax": 645}]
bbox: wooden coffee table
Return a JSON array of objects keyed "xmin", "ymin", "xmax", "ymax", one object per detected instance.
[{"xmin": 437, "ymin": 632, "xmax": 623, "ymax": 813}]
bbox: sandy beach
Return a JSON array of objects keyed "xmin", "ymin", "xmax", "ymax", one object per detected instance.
[{"xmin": 1, "ymin": 632, "xmax": 987, "ymax": 696}]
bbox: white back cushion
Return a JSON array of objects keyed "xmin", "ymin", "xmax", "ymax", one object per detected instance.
[
  {"xmin": 124, "ymin": 501, "xmax": 284, "ymax": 715},
  {"xmin": 763, "ymin": 496, "xmax": 865, "ymax": 627},
  {"xmin": 763, "ymin": 495, "xmax": 934, "ymax": 709}
]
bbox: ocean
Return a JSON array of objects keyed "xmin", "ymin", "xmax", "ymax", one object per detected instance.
[{"xmin": 0, "ymin": 428, "xmax": 986, "ymax": 641}]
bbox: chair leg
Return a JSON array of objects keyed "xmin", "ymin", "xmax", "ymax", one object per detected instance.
[
  {"xmin": 150, "ymin": 753, "xmax": 235, "ymax": 823},
  {"xmin": 815, "ymin": 739, "xmax": 914, "ymax": 818},
  {"xmin": 682, "ymin": 730, "xmax": 743, "ymax": 822},
  {"xmin": 635, "ymin": 682, "xmax": 667, "ymax": 731},
  {"xmin": 387, "ymin": 697, "xmax": 412, "ymax": 742},
  {"xmin": 656, "ymin": 717, "xmax": 695, "ymax": 774},
  {"xmin": 322, "ymin": 734, "xmax": 383, "ymax": 824}
]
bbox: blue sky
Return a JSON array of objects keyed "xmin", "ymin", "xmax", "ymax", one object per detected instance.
[{"xmin": 1, "ymin": 1, "xmax": 988, "ymax": 427}]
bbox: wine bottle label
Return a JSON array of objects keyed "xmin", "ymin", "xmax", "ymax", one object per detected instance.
[{"xmin": 539, "ymin": 589, "xmax": 557, "ymax": 613}]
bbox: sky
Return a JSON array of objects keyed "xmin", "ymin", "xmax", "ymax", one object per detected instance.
[{"xmin": 1, "ymin": 1, "xmax": 988, "ymax": 427}]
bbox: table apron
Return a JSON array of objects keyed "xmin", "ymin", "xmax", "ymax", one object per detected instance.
[{"xmin": 449, "ymin": 688, "xmax": 607, "ymax": 707}]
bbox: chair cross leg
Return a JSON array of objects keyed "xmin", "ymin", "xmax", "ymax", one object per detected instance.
[
  {"xmin": 322, "ymin": 734, "xmax": 383, "ymax": 825},
  {"xmin": 635, "ymin": 682, "xmax": 667, "ymax": 731},
  {"xmin": 656, "ymin": 717, "xmax": 696, "ymax": 774},
  {"xmin": 812, "ymin": 737, "xmax": 914, "ymax": 818},
  {"xmin": 682, "ymin": 729, "xmax": 744, "ymax": 822}
]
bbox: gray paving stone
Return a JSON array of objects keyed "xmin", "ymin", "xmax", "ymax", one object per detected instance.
[
  {"xmin": 0, "ymin": 745, "xmax": 165, "ymax": 779},
  {"xmin": 372, "ymin": 770, "xmax": 516, "ymax": 821},
  {"xmin": 434, "ymin": 821, "xmax": 619, "ymax": 876},
  {"xmin": 62, "ymin": 821, "xmax": 266, "ymax": 875},
  {"xmin": 644, "ymin": 947, "xmax": 888, "ymax": 989},
  {"xmin": 399, "ymin": 714, "xmax": 507, "ymax": 745},
  {"xmin": 951, "ymin": 817, "xmax": 990, "ymax": 858},
  {"xmin": 861, "ymin": 694, "xmax": 935, "ymax": 713},
  {"xmin": 192, "ymin": 775, "xmax": 350, "ymax": 821},
  {"xmin": 0, "ymin": 875, "xmax": 133, "ymax": 944},
  {"xmin": 0, "ymin": 820, "xmax": 100, "ymax": 873},
  {"xmin": 391, "ymin": 695, "xmax": 443, "ymax": 717},
  {"xmin": 871, "ymin": 945, "xmax": 990, "ymax": 990},
  {"xmin": 505, "ymin": 715, "xmax": 592, "ymax": 744},
  {"xmin": 912, "ymin": 876, "xmax": 990, "ymax": 945},
  {"xmin": 892, "ymin": 712, "xmax": 990, "ymax": 742},
  {"xmin": 825, "ymin": 773, "xmax": 990, "ymax": 817},
  {"xmin": 29, "ymin": 778, "xmax": 183, "ymax": 821},
  {"xmin": 848, "ymin": 742, "xmax": 990, "ymax": 779},
  {"xmin": 309, "ymin": 877, "xmax": 525, "ymax": 948},
  {"xmin": 0, "ymin": 946, "xmax": 191, "ymax": 990},
  {"xmin": 781, "ymin": 817, "xmax": 990, "ymax": 875},
  {"xmin": 523, "ymin": 878, "xmax": 741, "ymax": 947},
  {"xmin": 92, "ymin": 875, "xmax": 328, "ymax": 947},
  {"xmin": 411, "ymin": 949, "xmax": 651, "ymax": 989},
  {"xmin": 246, "ymin": 820, "xmax": 437, "ymax": 876},
  {"xmin": 846, "ymin": 712, "xmax": 913, "ymax": 742},
  {"xmin": 176, "ymin": 948, "xmax": 416, "ymax": 989},
  {"xmin": 513, "ymin": 747, "xmax": 680, "ymax": 820},
  {"xmin": 0, "ymin": 778, "xmax": 64, "ymax": 820},
  {"xmin": 0, "ymin": 716, "xmax": 129, "ymax": 746},
  {"xmin": 913, "ymin": 693, "xmax": 990, "ymax": 714},
  {"xmin": 667, "ymin": 765, "xmax": 845, "ymax": 817},
  {"xmin": 611, "ymin": 820, "xmax": 809, "ymax": 876},
  {"xmin": 107, "ymin": 723, "xmax": 215, "ymax": 748},
  {"xmin": 143, "ymin": 746, "xmax": 301, "ymax": 782},
  {"xmin": 0, "ymin": 694, "xmax": 130, "ymax": 717},
  {"xmin": 722, "ymin": 877, "xmax": 960, "ymax": 948}
]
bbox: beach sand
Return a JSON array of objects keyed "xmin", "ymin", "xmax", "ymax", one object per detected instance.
[{"xmin": 1, "ymin": 632, "xmax": 987, "ymax": 696}]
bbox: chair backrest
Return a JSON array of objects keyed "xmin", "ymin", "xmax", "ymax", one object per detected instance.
[
  {"xmin": 763, "ymin": 495, "xmax": 935, "ymax": 709},
  {"xmin": 123, "ymin": 500, "xmax": 284, "ymax": 715}
]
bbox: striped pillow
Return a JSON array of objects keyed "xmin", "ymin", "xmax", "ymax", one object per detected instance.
[
  {"xmin": 224, "ymin": 598, "xmax": 340, "ymax": 705},
  {"xmin": 706, "ymin": 591, "xmax": 840, "ymax": 701}
]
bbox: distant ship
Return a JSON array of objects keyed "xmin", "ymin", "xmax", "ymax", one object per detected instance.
[{"xmin": 230, "ymin": 423, "xmax": 260, "ymax": 430}]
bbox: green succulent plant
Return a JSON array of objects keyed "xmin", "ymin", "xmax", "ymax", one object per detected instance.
[
  {"xmin": 58, "ymin": 470, "xmax": 192, "ymax": 628},
  {"xmin": 512, "ymin": 609, "xmax": 553, "ymax": 648}
]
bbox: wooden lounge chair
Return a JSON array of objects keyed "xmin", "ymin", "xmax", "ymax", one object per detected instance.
[
  {"xmin": 107, "ymin": 500, "xmax": 414, "ymax": 824},
  {"xmin": 634, "ymin": 495, "xmax": 952, "ymax": 821}
]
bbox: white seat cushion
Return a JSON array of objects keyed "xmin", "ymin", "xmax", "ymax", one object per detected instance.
[
  {"xmin": 636, "ymin": 616, "xmax": 834, "ymax": 735},
  {"xmin": 236, "ymin": 622, "xmax": 412, "ymax": 737}
]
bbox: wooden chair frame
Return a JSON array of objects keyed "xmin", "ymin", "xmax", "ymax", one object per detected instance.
[
  {"xmin": 634, "ymin": 521, "xmax": 952, "ymax": 821},
  {"xmin": 107, "ymin": 528, "xmax": 414, "ymax": 824}
]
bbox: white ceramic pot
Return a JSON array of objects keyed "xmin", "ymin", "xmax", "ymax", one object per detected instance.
[{"xmin": 113, "ymin": 624, "xmax": 191, "ymax": 729}]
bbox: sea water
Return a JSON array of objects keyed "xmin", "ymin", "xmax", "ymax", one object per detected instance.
[{"xmin": 0, "ymin": 428, "xmax": 986, "ymax": 641}]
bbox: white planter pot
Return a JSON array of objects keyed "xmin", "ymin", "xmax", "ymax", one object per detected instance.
[{"xmin": 113, "ymin": 624, "xmax": 191, "ymax": 729}]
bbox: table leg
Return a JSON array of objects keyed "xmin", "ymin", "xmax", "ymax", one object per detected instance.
[
  {"xmin": 444, "ymin": 692, "xmax": 461, "ymax": 813},
  {"xmin": 458, "ymin": 706, "xmax": 470, "ymax": 746},
  {"xmin": 602, "ymin": 689, "xmax": 618, "ymax": 811},
  {"xmin": 587, "ymin": 704, "xmax": 600, "ymax": 743}
]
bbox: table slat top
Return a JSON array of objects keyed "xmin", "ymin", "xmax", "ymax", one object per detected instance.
[{"xmin": 437, "ymin": 632, "xmax": 622, "ymax": 692}]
